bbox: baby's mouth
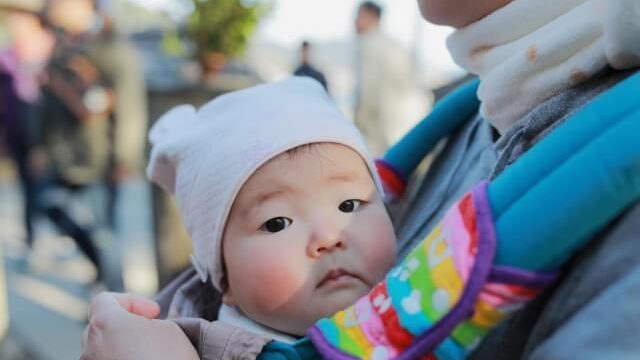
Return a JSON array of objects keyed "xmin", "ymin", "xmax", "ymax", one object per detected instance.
[{"xmin": 317, "ymin": 268, "xmax": 360, "ymax": 289}]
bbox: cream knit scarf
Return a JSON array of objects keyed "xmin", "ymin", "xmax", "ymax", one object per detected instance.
[{"xmin": 447, "ymin": 0, "xmax": 640, "ymax": 134}]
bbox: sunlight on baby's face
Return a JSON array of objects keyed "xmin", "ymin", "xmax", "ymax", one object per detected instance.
[{"xmin": 221, "ymin": 143, "xmax": 397, "ymax": 336}]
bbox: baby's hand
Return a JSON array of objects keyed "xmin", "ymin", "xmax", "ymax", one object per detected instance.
[{"xmin": 81, "ymin": 292, "xmax": 199, "ymax": 360}]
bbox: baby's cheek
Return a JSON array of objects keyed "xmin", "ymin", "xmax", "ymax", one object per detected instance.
[
  {"xmin": 239, "ymin": 248, "xmax": 309, "ymax": 312},
  {"xmin": 364, "ymin": 241, "xmax": 396, "ymax": 281},
  {"xmin": 359, "ymin": 215, "xmax": 397, "ymax": 281}
]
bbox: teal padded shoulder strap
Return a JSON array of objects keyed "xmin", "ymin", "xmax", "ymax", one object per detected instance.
[
  {"xmin": 491, "ymin": 71, "xmax": 640, "ymax": 270},
  {"xmin": 383, "ymin": 78, "xmax": 480, "ymax": 180},
  {"xmin": 383, "ymin": 71, "xmax": 640, "ymax": 271}
]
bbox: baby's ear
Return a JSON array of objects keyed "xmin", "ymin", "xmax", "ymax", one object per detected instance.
[
  {"xmin": 221, "ymin": 289, "xmax": 237, "ymax": 307},
  {"xmin": 220, "ymin": 274, "xmax": 236, "ymax": 306}
]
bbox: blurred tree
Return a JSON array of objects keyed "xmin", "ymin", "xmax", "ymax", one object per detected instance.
[{"xmin": 187, "ymin": 0, "xmax": 268, "ymax": 79}]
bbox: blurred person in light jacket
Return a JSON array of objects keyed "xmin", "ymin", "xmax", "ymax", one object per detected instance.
[{"xmin": 353, "ymin": 1, "xmax": 415, "ymax": 156}]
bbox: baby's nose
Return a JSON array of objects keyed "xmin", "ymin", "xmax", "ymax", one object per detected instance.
[{"xmin": 307, "ymin": 227, "xmax": 346, "ymax": 258}]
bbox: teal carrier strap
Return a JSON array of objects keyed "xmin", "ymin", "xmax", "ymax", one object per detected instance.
[
  {"xmin": 375, "ymin": 80, "xmax": 479, "ymax": 198},
  {"xmin": 490, "ymin": 71, "xmax": 640, "ymax": 269},
  {"xmin": 381, "ymin": 79, "xmax": 480, "ymax": 182},
  {"xmin": 260, "ymin": 71, "xmax": 640, "ymax": 360}
]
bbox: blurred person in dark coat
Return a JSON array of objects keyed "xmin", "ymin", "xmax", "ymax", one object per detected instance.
[
  {"xmin": 31, "ymin": 0, "xmax": 148, "ymax": 284},
  {"xmin": 32, "ymin": 1, "xmax": 112, "ymax": 283},
  {"xmin": 46, "ymin": 0, "xmax": 148, "ymax": 227},
  {"xmin": 0, "ymin": 0, "xmax": 54, "ymax": 247},
  {"xmin": 293, "ymin": 41, "xmax": 328, "ymax": 92}
]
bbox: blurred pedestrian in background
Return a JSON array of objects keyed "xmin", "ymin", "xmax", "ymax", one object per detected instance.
[
  {"xmin": 293, "ymin": 40, "xmax": 328, "ymax": 92},
  {"xmin": 45, "ymin": 0, "xmax": 148, "ymax": 229},
  {"xmin": 353, "ymin": 1, "xmax": 415, "ymax": 156},
  {"xmin": 0, "ymin": 0, "xmax": 54, "ymax": 248},
  {"xmin": 22, "ymin": 0, "xmax": 147, "ymax": 285},
  {"xmin": 32, "ymin": 0, "xmax": 112, "ymax": 283}
]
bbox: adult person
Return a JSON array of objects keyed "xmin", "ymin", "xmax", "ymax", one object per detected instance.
[
  {"xmin": 32, "ymin": 0, "xmax": 148, "ymax": 284},
  {"xmin": 35, "ymin": 13, "xmax": 112, "ymax": 282},
  {"xmin": 293, "ymin": 41, "xmax": 329, "ymax": 92},
  {"xmin": 81, "ymin": 0, "xmax": 640, "ymax": 359},
  {"xmin": 0, "ymin": 0, "xmax": 54, "ymax": 247},
  {"xmin": 353, "ymin": 1, "xmax": 413, "ymax": 156},
  {"xmin": 46, "ymin": 0, "xmax": 148, "ymax": 227}
]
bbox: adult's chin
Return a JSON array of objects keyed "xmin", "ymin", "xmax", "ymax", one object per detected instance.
[
  {"xmin": 416, "ymin": 0, "xmax": 467, "ymax": 28},
  {"xmin": 416, "ymin": 0, "xmax": 512, "ymax": 29}
]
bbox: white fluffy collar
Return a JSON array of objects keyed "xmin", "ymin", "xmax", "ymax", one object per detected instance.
[{"xmin": 447, "ymin": 0, "xmax": 640, "ymax": 133}]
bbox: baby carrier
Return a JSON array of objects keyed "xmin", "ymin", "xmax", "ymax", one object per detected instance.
[{"xmin": 258, "ymin": 71, "xmax": 640, "ymax": 360}]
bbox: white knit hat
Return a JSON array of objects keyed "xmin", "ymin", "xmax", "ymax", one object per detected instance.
[{"xmin": 147, "ymin": 77, "xmax": 381, "ymax": 290}]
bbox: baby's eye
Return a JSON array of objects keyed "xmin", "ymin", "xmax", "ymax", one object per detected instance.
[
  {"xmin": 339, "ymin": 199, "xmax": 363, "ymax": 213},
  {"xmin": 260, "ymin": 217, "xmax": 292, "ymax": 233}
]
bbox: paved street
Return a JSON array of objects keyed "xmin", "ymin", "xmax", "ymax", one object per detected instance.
[{"xmin": 0, "ymin": 164, "xmax": 158, "ymax": 360}]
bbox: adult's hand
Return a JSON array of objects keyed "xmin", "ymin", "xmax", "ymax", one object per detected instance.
[{"xmin": 80, "ymin": 292, "xmax": 199, "ymax": 360}]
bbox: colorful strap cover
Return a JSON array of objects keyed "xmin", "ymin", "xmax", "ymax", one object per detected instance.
[{"xmin": 308, "ymin": 182, "xmax": 556, "ymax": 360}]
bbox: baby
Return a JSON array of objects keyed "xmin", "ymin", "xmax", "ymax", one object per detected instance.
[
  {"xmin": 88, "ymin": 76, "xmax": 565, "ymax": 360},
  {"xmin": 147, "ymin": 77, "xmax": 397, "ymax": 341}
]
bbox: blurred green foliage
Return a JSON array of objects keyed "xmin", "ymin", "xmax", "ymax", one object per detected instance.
[{"xmin": 187, "ymin": 0, "xmax": 270, "ymax": 59}]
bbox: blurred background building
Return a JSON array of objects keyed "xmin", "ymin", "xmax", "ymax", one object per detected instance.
[{"xmin": 0, "ymin": 0, "xmax": 464, "ymax": 359}]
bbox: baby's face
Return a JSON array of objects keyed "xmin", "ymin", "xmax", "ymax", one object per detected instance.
[{"xmin": 222, "ymin": 143, "xmax": 397, "ymax": 336}]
